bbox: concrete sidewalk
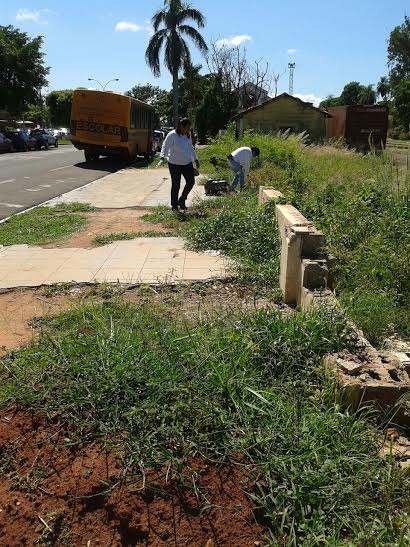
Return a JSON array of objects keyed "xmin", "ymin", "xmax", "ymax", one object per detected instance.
[
  {"xmin": 46, "ymin": 167, "xmax": 205, "ymax": 209},
  {"xmin": 0, "ymin": 238, "xmax": 227, "ymax": 289}
]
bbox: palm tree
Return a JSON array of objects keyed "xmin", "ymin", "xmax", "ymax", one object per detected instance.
[
  {"xmin": 145, "ymin": 0, "xmax": 208, "ymax": 126},
  {"xmin": 377, "ymin": 76, "xmax": 391, "ymax": 101},
  {"xmin": 359, "ymin": 84, "xmax": 376, "ymax": 105}
]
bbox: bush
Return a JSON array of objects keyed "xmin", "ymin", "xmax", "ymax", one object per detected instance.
[
  {"xmin": 196, "ymin": 133, "xmax": 410, "ymax": 343},
  {"xmin": 186, "ymin": 194, "xmax": 280, "ymax": 285}
]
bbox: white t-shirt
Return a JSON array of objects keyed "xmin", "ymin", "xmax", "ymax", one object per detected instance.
[
  {"xmin": 160, "ymin": 130, "xmax": 197, "ymax": 165},
  {"xmin": 231, "ymin": 146, "xmax": 253, "ymax": 176}
]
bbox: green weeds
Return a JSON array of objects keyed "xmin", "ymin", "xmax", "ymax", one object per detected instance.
[
  {"xmin": 1, "ymin": 300, "xmax": 409, "ymax": 544},
  {"xmin": 0, "ymin": 203, "xmax": 93, "ymax": 246},
  {"xmin": 93, "ymin": 230, "xmax": 175, "ymax": 246}
]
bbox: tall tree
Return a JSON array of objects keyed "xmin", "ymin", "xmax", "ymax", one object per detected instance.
[
  {"xmin": 377, "ymin": 76, "xmax": 391, "ymax": 101},
  {"xmin": 0, "ymin": 25, "xmax": 49, "ymax": 115},
  {"xmin": 46, "ymin": 90, "xmax": 73, "ymax": 127},
  {"xmin": 145, "ymin": 0, "xmax": 208, "ymax": 126},
  {"xmin": 180, "ymin": 63, "xmax": 203, "ymax": 113},
  {"xmin": 339, "ymin": 81, "xmax": 362, "ymax": 105},
  {"xmin": 394, "ymin": 79, "xmax": 410, "ymax": 130},
  {"xmin": 388, "ymin": 15, "xmax": 410, "ymax": 86},
  {"xmin": 195, "ymin": 74, "xmax": 232, "ymax": 142}
]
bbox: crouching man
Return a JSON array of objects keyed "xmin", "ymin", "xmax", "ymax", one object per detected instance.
[{"xmin": 227, "ymin": 146, "xmax": 260, "ymax": 192}]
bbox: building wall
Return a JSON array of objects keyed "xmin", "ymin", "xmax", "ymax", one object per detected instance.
[{"xmin": 237, "ymin": 96, "xmax": 326, "ymax": 141}]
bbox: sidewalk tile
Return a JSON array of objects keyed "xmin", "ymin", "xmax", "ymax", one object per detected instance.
[{"xmin": 46, "ymin": 268, "xmax": 99, "ymax": 283}]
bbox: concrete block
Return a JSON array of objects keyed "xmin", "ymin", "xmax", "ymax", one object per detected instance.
[
  {"xmin": 279, "ymin": 228, "xmax": 303, "ymax": 305},
  {"xmin": 258, "ymin": 187, "xmax": 283, "ymax": 205}
]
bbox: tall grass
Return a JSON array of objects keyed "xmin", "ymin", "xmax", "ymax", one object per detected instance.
[
  {"xmin": 1, "ymin": 300, "xmax": 409, "ymax": 544},
  {"xmin": 195, "ymin": 130, "xmax": 410, "ymax": 345}
]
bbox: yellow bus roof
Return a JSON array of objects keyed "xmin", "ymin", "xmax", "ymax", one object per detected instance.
[{"xmin": 74, "ymin": 88, "xmax": 154, "ymax": 110}]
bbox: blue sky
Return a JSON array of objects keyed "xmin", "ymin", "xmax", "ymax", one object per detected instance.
[{"xmin": 1, "ymin": 0, "xmax": 408, "ymax": 105}]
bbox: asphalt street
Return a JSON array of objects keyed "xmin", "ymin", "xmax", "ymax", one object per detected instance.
[{"xmin": 0, "ymin": 145, "xmax": 126, "ymax": 220}]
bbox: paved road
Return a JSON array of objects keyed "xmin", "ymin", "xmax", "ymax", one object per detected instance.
[{"xmin": 0, "ymin": 145, "xmax": 126, "ymax": 220}]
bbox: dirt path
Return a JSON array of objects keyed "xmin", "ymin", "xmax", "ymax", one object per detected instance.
[
  {"xmin": 44, "ymin": 208, "xmax": 171, "ymax": 249},
  {"xmin": 0, "ymin": 282, "xmax": 276, "ymax": 356}
]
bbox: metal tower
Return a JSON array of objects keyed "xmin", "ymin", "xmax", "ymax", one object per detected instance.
[{"xmin": 288, "ymin": 63, "xmax": 296, "ymax": 95}]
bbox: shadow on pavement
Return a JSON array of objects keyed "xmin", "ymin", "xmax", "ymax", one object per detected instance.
[{"xmin": 73, "ymin": 155, "xmax": 156, "ymax": 172}]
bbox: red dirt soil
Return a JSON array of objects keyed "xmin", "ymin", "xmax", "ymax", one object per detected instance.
[{"xmin": 0, "ymin": 409, "xmax": 265, "ymax": 546}]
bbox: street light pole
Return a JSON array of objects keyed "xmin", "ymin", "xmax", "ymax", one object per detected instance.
[{"xmin": 87, "ymin": 78, "xmax": 119, "ymax": 91}]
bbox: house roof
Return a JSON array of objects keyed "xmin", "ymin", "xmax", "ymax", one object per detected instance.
[{"xmin": 232, "ymin": 92, "xmax": 331, "ymax": 119}]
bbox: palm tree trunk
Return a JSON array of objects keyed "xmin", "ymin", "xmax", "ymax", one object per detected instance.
[{"xmin": 172, "ymin": 68, "xmax": 179, "ymax": 127}]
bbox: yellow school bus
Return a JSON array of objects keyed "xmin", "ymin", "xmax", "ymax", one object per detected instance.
[{"xmin": 70, "ymin": 89, "xmax": 154, "ymax": 162}]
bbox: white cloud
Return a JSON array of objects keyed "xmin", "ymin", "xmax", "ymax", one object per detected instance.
[
  {"xmin": 216, "ymin": 34, "xmax": 252, "ymax": 48},
  {"xmin": 16, "ymin": 8, "xmax": 43, "ymax": 23},
  {"xmin": 294, "ymin": 93, "xmax": 323, "ymax": 107},
  {"xmin": 114, "ymin": 20, "xmax": 153, "ymax": 34},
  {"xmin": 287, "ymin": 48, "xmax": 297, "ymax": 55},
  {"xmin": 115, "ymin": 21, "xmax": 142, "ymax": 32}
]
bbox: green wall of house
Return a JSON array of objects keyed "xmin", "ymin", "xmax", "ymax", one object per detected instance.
[{"xmin": 236, "ymin": 96, "xmax": 327, "ymax": 142}]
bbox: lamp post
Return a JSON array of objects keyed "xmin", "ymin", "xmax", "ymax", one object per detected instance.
[{"xmin": 87, "ymin": 78, "xmax": 119, "ymax": 91}]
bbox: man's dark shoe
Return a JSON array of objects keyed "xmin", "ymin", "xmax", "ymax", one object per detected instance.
[
  {"xmin": 172, "ymin": 206, "xmax": 179, "ymax": 212},
  {"xmin": 178, "ymin": 198, "xmax": 187, "ymax": 210}
]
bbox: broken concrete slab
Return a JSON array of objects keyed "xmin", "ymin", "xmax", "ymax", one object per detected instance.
[{"xmin": 324, "ymin": 350, "xmax": 410, "ymax": 426}]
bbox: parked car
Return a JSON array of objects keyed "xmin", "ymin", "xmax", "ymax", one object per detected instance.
[
  {"xmin": 0, "ymin": 132, "xmax": 13, "ymax": 153},
  {"xmin": 153, "ymin": 130, "xmax": 165, "ymax": 153},
  {"xmin": 53, "ymin": 127, "xmax": 69, "ymax": 139},
  {"xmin": 4, "ymin": 130, "xmax": 37, "ymax": 152},
  {"xmin": 30, "ymin": 129, "xmax": 59, "ymax": 149}
]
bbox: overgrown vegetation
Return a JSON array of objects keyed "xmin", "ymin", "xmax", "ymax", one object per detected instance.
[
  {"xmin": 2, "ymin": 299, "xmax": 410, "ymax": 544},
  {"xmin": 0, "ymin": 203, "xmax": 93, "ymax": 246},
  {"xmin": 93, "ymin": 230, "xmax": 174, "ymax": 246},
  {"xmin": 190, "ymin": 128, "xmax": 410, "ymax": 345}
]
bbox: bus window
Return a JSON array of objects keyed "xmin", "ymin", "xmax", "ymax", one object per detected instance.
[{"xmin": 130, "ymin": 103, "xmax": 138, "ymax": 129}]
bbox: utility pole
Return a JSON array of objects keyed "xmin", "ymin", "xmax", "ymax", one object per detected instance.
[{"xmin": 288, "ymin": 63, "xmax": 295, "ymax": 95}]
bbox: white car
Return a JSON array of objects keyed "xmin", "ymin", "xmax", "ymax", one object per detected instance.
[{"xmin": 53, "ymin": 128, "xmax": 69, "ymax": 138}]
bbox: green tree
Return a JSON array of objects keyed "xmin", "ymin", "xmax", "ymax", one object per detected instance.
[
  {"xmin": 125, "ymin": 83, "xmax": 172, "ymax": 127},
  {"xmin": 0, "ymin": 25, "xmax": 49, "ymax": 115},
  {"xmin": 195, "ymin": 74, "xmax": 233, "ymax": 142},
  {"xmin": 180, "ymin": 63, "xmax": 203, "ymax": 114},
  {"xmin": 388, "ymin": 15, "xmax": 410, "ymax": 86},
  {"xmin": 23, "ymin": 103, "xmax": 50, "ymax": 126},
  {"xmin": 46, "ymin": 90, "xmax": 73, "ymax": 127},
  {"xmin": 394, "ymin": 78, "xmax": 410, "ymax": 130},
  {"xmin": 145, "ymin": 0, "xmax": 208, "ymax": 126},
  {"xmin": 320, "ymin": 95, "xmax": 341, "ymax": 108},
  {"xmin": 358, "ymin": 84, "xmax": 376, "ymax": 105},
  {"xmin": 339, "ymin": 81, "xmax": 362, "ymax": 105},
  {"xmin": 377, "ymin": 76, "xmax": 391, "ymax": 101},
  {"xmin": 125, "ymin": 83, "xmax": 168, "ymax": 104}
]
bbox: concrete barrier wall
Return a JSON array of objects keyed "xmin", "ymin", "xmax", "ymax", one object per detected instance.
[
  {"xmin": 259, "ymin": 186, "xmax": 410, "ymax": 427},
  {"xmin": 258, "ymin": 186, "xmax": 328, "ymax": 307}
]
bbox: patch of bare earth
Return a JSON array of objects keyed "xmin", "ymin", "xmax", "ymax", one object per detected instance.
[
  {"xmin": 0, "ymin": 289, "xmax": 69, "ymax": 357},
  {"xmin": 43, "ymin": 208, "xmax": 172, "ymax": 249},
  {"xmin": 0, "ymin": 281, "xmax": 279, "ymax": 356},
  {"xmin": 0, "ymin": 409, "xmax": 265, "ymax": 546}
]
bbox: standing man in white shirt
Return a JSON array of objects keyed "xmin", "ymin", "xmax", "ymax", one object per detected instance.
[
  {"xmin": 158, "ymin": 118, "xmax": 200, "ymax": 211},
  {"xmin": 227, "ymin": 146, "xmax": 260, "ymax": 191}
]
